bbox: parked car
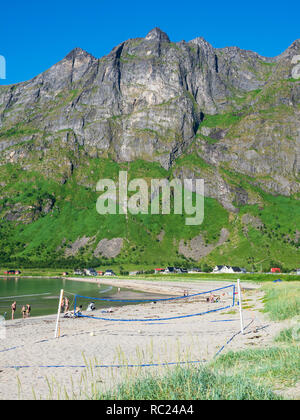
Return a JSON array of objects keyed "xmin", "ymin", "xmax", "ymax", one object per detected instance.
[
  {"xmin": 187, "ymin": 268, "xmax": 201, "ymax": 273},
  {"xmin": 104, "ymin": 270, "xmax": 116, "ymax": 276},
  {"xmin": 74, "ymin": 269, "xmax": 84, "ymax": 275},
  {"xmin": 163, "ymin": 267, "xmax": 176, "ymax": 274}
]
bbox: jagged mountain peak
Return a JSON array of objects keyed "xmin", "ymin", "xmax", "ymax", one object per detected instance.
[
  {"xmin": 189, "ymin": 36, "xmax": 212, "ymax": 47},
  {"xmin": 275, "ymin": 39, "xmax": 300, "ymax": 61},
  {"xmin": 145, "ymin": 27, "xmax": 170, "ymax": 43},
  {"xmin": 65, "ymin": 47, "xmax": 96, "ymax": 61}
]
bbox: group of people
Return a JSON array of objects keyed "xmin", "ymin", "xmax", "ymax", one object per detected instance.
[
  {"xmin": 61, "ymin": 297, "xmax": 70, "ymax": 313},
  {"xmin": 206, "ymin": 293, "xmax": 221, "ymax": 303},
  {"xmin": 11, "ymin": 301, "xmax": 31, "ymax": 320}
]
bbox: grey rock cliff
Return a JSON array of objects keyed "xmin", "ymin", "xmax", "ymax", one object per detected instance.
[{"xmin": 0, "ymin": 28, "xmax": 299, "ymax": 208}]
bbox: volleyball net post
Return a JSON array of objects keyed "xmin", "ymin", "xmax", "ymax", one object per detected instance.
[
  {"xmin": 54, "ymin": 289, "xmax": 64, "ymax": 339},
  {"xmin": 237, "ymin": 279, "xmax": 244, "ymax": 334}
]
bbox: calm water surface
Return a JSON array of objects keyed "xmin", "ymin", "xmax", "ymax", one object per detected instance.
[{"xmin": 0, "ymin": 277, "xmax": 165, "ymax": 320}]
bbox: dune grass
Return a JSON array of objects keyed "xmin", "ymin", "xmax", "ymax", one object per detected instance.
[
  {"xmin": 213, "ymin": 346, "xmax": 300, "ymax": 390},
  {"xmin": 213, "ymin": 283, "xmax": 300, "ymax": 392},
  {"xmin": 97, "ymin": 365, "xmax": 280, "ymax": 400},
  {"xmin": 262, "ymin": 282, "xmax": 300, "ymax": 320}
]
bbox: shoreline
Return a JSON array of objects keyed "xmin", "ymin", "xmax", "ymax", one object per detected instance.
[
  {"xmin": 0, "ymin": 274, "xmax": 261, "ymax": 294},
  {"xmin": 1, "ymin": 275, "xmax": 260, "ymax": 323}
]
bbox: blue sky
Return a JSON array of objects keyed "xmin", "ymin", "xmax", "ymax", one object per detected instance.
[{"xmin": 0, "ymin": 0, "xmax": 299, "ymax": 85}]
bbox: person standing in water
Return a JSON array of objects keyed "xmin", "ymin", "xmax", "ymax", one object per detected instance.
[
  {"xmin": 60, "ymin": 298, "xmax": 65, "ymax": 313},
  {"xmin": 64, "ymin": 297, "xmax": 69, "ymax": 313},
  {"xmin": 21, "ymin": 305, "xmax": 27, "ymax": 319},
  {"xmin": 26, "ymin": 304, "xmax": 31, "ymax": 317},
  {"xmin": 11, "ymin": 301, "xmax": 16, "ymax": 320}
]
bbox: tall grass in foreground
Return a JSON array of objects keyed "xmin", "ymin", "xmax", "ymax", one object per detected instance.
[
  {"xmin": 97, "ymin": 366, "xmax": 280, "ymax": 400},
  {"xmin": 275, "ymin": 328, "xmax": 295, "ymax": 343},
  {"xmin": 213, "ymin": 346, "xmax": 300, "ymax": 390},
  {"xmin": 262, "ymin": 283, "xmax": 300, "ymax": 320}
]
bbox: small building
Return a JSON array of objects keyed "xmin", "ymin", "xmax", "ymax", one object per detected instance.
[
  {"xmin": 188, "ymin": 268, "xmax": 201, "ymax": 273},
  {"xmin": 213, "ymin": 265, "xmax": 230, "ymax": 273},
  {"xmin": 213, "ymin": 265, "xmax": 246, "ymax": 274},
  {"xmin": 155, "ymin": 268, "xmax": 165, "ymax": 274},
  {"xmin": 164, "ymin": 267, "xmax": 176, "ymax": 274},
  {"xmin": 271, "ymin": 267, "xmax": 281, "ymax": 273}
]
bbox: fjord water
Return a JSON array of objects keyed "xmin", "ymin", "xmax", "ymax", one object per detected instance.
[{"xmin": 0, "ymin": 277, "xmax": 163, "ymax": 320}]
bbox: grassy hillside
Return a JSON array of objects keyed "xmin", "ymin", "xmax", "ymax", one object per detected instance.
[{"xmin": 0, "ymin": 154, "xmax": 299, "ymax": 271}]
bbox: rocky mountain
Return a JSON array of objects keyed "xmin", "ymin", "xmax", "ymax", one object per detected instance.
[{"xmin": 0, "ymin": 28, "xmax": 299, "ymax": 270}]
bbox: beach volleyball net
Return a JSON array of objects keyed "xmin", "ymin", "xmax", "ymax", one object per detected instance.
[{"xmin": 72, "ymin": 284, "xmax": 236, "ymax": 322}]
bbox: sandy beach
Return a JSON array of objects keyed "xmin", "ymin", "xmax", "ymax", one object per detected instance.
[{"xmin": 0, "ymin": 278, "xmax": 288, "ymax": 400}]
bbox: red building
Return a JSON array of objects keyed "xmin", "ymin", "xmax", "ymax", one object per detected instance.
[{"xmin": 271, "ymin": 267, "xmax": 281, "ymax": 273}]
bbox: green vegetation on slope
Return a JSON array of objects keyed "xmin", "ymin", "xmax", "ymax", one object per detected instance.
[{"xmin": 0, "ymin": 152, "xmax": 299, "ymax": 270}]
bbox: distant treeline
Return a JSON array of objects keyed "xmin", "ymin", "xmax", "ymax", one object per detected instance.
[{"xmin": 0, "ymin": 257, "xmax": 102, "ymax": 269}]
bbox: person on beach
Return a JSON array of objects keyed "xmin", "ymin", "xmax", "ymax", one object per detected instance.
[
  {"xmin": 64, "ymin": 297, "xmax": 69, "ymax": 313},
  {"xmin": 11, "ymin": 301, "xmax": 16, "ymax": 320},
  {"xmin": 206, "ymin": 294, "xmax": 214, "ymax": 303},
  {"xmin": 21, "ymin": 305, "xmax": 27, "ymax": 319},
  {"xmin": 61, "ymin": 298, "xmax": 65, "ymax": 313},
  {"xmin": 75, "ymin": 305, "xmax": 83, "ymax": 315},
  {"xmin": 26, "ymin": 304, "xmax": 31, "ymax": 317}
]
